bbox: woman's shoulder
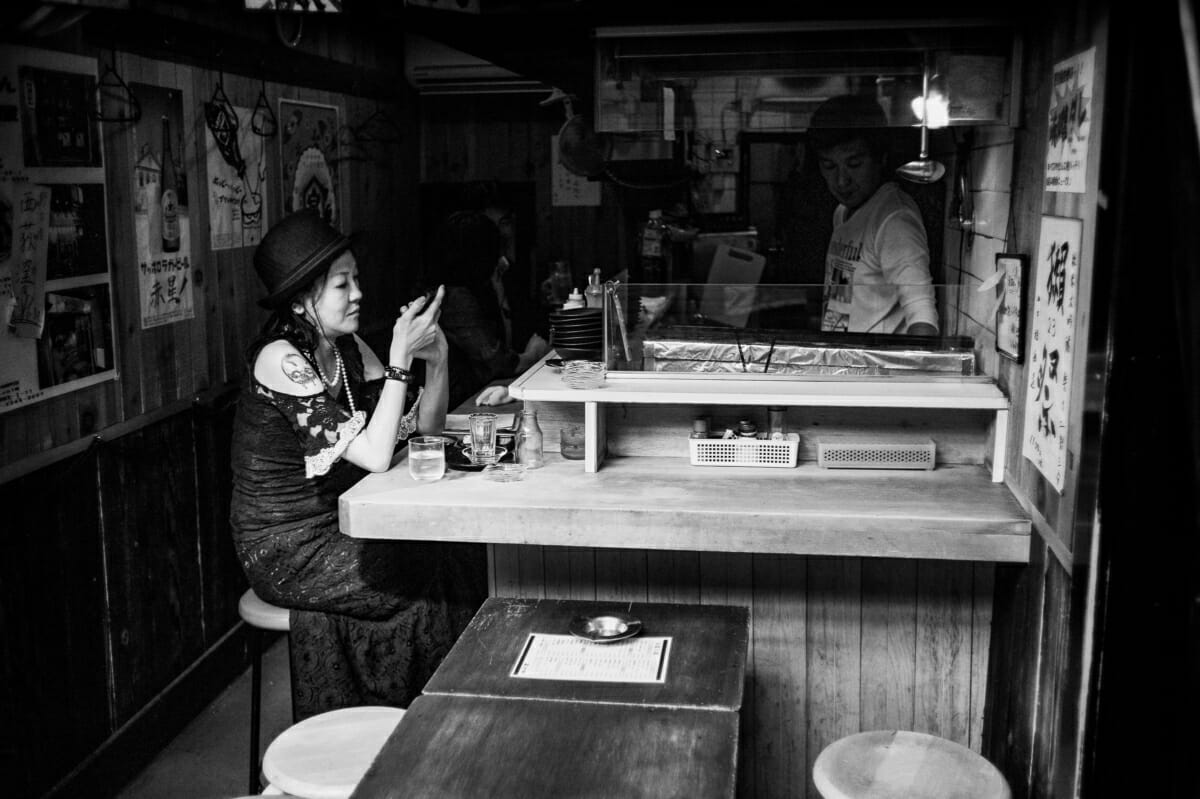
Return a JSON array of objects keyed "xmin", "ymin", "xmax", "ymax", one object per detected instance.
[{"xmin": 253, "ymin": 339, "xmax": 324, "ymax": 396}]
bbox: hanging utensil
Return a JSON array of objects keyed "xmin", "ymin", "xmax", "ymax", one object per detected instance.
[{"xmin": 896, "ymin": 53, "xmax": 946, "ymax": 184}]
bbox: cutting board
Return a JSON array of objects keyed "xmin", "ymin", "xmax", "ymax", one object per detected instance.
[{"xmin": 699, "ymin": 243, "xmax": 766, "ymax": 327}]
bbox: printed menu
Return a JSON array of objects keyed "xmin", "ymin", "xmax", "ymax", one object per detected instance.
[{"xmin": 510, "ymin": 633, "xmax": 671, "ymax": 684}]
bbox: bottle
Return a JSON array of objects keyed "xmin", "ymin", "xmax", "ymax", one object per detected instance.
[
  {"xmin": 160, "ymin": 116, "xmax": 180, "ymax": 253},
  {"xmin": 767, "ymin": 406, "xmax": 787, "ymax": 440},
  {"xmin": 639, "ymin": 209, "xmax": 666, "ymax": 284},
  {"xmin": 515, "ymin": 410, "xmax": 544, "ymax": 469},
  {"xmin": 736, "ymin": 418, "xmax": 758, "ymax": 438},
  {"xmin": 563, "ymin": 287, "xmax": 585, "ymax": 310},
  {"xmin": 541, "ymin": 260, "xmax": 572, "ymax": 308},
  {"xmin": 585, "ymin": 268, "xmax": 604, "ymax": 308},
  {"xmin": 690, "ymin": 417, "xmax": 710, "ymax": 439}
]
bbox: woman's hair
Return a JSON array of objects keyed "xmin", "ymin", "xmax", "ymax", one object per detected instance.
[
  {"xmin": 428, "ymin": 210, "xmax": 502, "ymax": 288},
  {"xmin": 247, "ymin": 269, "xmax": 332, "ymax": 361}
]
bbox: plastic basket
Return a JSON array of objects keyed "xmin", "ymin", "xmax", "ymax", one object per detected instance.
[{"xmin": 689, "ymin": 434, "xmax": 800, "ymax": 468}]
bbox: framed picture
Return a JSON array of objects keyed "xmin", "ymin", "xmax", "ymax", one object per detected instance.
[{"xmin": 995, "ymin": 252, "xmax": 1028, "ymax": 362}]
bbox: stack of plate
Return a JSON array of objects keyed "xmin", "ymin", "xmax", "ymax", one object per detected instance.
[
  {"xmin": 549, "ymin": 308, "xmax": 602, "ymax": 360},
  {"xmin": 561, "ymin": 360, "xmax": 606, "ymax": 390}
]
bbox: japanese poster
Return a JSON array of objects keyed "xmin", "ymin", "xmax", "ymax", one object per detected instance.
[
  {"xmin": 551, "ymin": 134, "xmax": 601, "ymax": 207},
  {"xmin": 1044, "ymin": 47, "xmax": 1094, "ymax": 193},
  {"xmin": 278, "ymin": 99, "xmax": 340, "ymax": 228},
  {"xmin": 131, "ymin": 82, "xmax": 194, "ymax": 329},
  {"xmin": 1022, "ymin": 216, "xmax": 1083, "ymax": 491},
  {"xmin": 6, "ymin": 184, "xmax": 50, "ymax": 338},
  {"xmin": 0, "ymin": 45, "xmax": 116, "ymax": 414},
  {"xmin": 206, "ymin": 104, "xmax": 268, "ymax": 250}
]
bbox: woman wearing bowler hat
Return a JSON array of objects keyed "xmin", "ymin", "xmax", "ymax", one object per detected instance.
[{"xmin": 230, "ymin": 209, "xmax": 485, "ymax": 718}]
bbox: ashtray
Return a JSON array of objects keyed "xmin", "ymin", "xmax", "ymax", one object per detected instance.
[
  {"xmin": 482, "ymin": 463, "xmax": 528, "ymax": 483},
  {"xmin": 447, "ymin": 445, "xmax": 512, "ymax": 472},
  {"xmin": 568, "ymin": 612, "xmax": 643, "ymax": 643},
  {"xmin": 462, "ymin": 445, "xmax": 508, "ymax": 466},
  {"xmin": 545, "ymin": 358, "xmax": 564, "ymax": 370}
]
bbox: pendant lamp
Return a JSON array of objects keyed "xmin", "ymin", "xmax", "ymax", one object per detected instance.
[{"xmin": 896, "ymin": 53, "xmax": 946, "ymax": 184}]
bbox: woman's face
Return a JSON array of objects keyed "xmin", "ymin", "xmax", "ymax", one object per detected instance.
[{"xmin": 300, "ymin": 251, "xmax": 362, "ymax": 339}]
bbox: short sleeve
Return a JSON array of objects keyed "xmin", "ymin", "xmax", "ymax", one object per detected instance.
[{"xmin": 255, "ymin": 383, "xmax": 367, "ymax": 478}]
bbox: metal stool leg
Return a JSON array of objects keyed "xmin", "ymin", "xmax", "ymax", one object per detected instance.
[{"xmin": 248, "ymin": 626, "xmax": 263, "ymax": 796}]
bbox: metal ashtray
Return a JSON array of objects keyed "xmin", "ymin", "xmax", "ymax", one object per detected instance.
[{"xmin": 568, "ymin": 612, "xmax": 643, "ymax": 643}]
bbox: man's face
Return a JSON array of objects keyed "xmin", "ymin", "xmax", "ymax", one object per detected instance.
[{"xmin": 816, "ymin": 138, "xmax": 884, "ymax": 213}]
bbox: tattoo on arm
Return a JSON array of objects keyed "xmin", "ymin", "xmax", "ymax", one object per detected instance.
[{"xmin": 282, "ymin": 354, "xmax": 321, "ymax": 388}]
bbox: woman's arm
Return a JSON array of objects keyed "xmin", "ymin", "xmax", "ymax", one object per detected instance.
[{"xmin": 343, "ymin": 288, "xmax": 444, "ymax": 472}]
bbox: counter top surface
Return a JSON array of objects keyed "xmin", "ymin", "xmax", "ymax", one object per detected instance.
[{"xmin": 340, "ymin": 454, "xmax": 1031, "ymax": 562}]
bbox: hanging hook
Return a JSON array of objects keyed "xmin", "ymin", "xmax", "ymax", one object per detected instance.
[
  {"xmin": 251, "ymin": 73, "xmax": 278, "ymax": 138},
  {"xmin": 93, "ymin": 44, "xmax": 141, "ymax": 124}
]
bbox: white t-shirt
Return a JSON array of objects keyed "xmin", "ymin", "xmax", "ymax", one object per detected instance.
[{"xmin": 821, "ymin": 182, "xmax": 939, "ymax": 335}]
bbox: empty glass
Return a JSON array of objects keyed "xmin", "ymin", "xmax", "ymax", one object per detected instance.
[
  {"xmin": 468, "ymin": 412, "xmax": 499, "ymax": 465},
  {"xmin": 560, "ymin": 425, "xmax": 586, "ymax": 460},
  {"xmin": 408, "ymin": 436, "xmax": 446, "ymax": 482}
]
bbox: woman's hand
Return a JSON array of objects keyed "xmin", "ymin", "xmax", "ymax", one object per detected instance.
[
  {"xmin": 390, "ymin": 285, "xmax": 444, "ymax": 366},
  {"xmin": 476, "ymin": 385, "xmax": 511, "ymax": 406},
  {"xmin": 411, "ymin": 325, "xmax": 448, "ymax": 365}
]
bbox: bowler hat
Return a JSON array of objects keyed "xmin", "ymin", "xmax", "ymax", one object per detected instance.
[{"xmin": 254, "ymin": 209, "xmax": 353, "ymax": 309}]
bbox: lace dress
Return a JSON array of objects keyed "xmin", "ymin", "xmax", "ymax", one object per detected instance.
[{"xmin": 229, "ymin": 335, "xmax": 486, "ymax": 719}]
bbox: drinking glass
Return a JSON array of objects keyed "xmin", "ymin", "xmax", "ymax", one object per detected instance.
[
  {"xmin": 468, "ymin": 412, "xmax": 499, "ymax": 465},
  {"xmin": 560, "ymin": 425, "xmax": 586, "ymax": 460},
  {"xmin": 408, "ymin": 436, "xmax": 446, "ymax": 482}
]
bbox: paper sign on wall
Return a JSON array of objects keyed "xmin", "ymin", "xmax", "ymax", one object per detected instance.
[
  {"xmin": 1044, "ymin": 47, "xmax": 1095, "ymax": 194},
  {"xmin": 1022, "ymin": 216, "xmax": 1083, "ymax": 491},
  {"xmin": 551, "ymin": 135, "xmax": 601, "ymax": 207},
  {"xmin": 207, "ymin": 105, "xmax": 268, "ymax": 250}
]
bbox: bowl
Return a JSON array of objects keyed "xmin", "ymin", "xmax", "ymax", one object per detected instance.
[
  {"xmin": 562, "ymin": 360, "xmax": 607, "ymax": 390},
  {"xmin": 482, "ymin": 463, "xmax": 528, "ymax": 482}
]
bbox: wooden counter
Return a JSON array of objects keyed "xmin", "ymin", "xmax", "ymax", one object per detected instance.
[{"xmin": 340, "ymin": 455, "xmax": 1029, "ymax": 563}]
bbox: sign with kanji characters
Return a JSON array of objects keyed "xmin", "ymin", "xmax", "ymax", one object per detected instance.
[
  {"xmin": 131, "ymin": 83, "xmax": 194, "ymax": 329},
  {"xmin": 0, "ymin": 45, "xmax": 116, "ymax": 414},
  {"xmin": 1044, "ymin": 48, "xmax": 1094, "ymax": 193},
  {"xmin": 1022, "ymin": 216, "xmax": 1083, "ymax": 491}
]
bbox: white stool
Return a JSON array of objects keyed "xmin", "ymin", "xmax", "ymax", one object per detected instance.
[
  {"xmin": 238, "ymin": 588, "xmax": 292, "ymax": 796},
  {"xmin": 813, "ymin": 730, "xmax": 1011, "ymax": 799},
  {"xmin": 262, "ymin": 705, "xmax": 406, "ymax": 799}
]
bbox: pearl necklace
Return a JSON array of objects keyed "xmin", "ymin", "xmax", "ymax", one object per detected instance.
[{"xmin": 312, "ymin": 343, "xmax": 356, "ymax": 414}]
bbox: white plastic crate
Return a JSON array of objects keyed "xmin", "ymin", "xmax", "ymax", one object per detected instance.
[
  {"xmin": 817, "ymin": 438, "xmax": 936, "ymax": 470},
  {"xmin": 689, "ymin": 433, "xmax": 800, "ymax": 468}
]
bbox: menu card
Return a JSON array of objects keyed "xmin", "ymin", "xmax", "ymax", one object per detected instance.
[{"xmin": 510, "ymin": 634, "xmax": 672, "ymax": 684}]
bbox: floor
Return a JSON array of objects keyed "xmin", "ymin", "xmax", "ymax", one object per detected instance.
[{"xmin": 114, "ymin": 635, "xmax": 293, "ymax": 799}]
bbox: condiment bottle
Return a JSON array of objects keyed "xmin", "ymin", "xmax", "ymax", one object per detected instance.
[
  {"xmin": 585, "ymin": 268, "xmax": 604, "ymax": 308},
  {"xmin": 767, "ymin": 406, "xmax": 787, "ymax": 440},
  {"xmin": 562, "ymin": 288, "xmax": 585, "ymax": 310},
  {"xmin": 690, "ymin": 417, "xmax": 710, "ymax": 439},
  {"xmin": 515, "ymin": 410, "xmax": 544, "ymax": 469},
  {"xmin": 736, "ymin": 419, "xmax": 758, "ymax": 438}
]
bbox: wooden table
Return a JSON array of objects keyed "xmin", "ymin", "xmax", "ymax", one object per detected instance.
[
  {"xmin": 349, "ymin": 694, "xmax": 740, "ymax": 799},
  {"xmin": 423, "ymin": 596, "xmax": 750, "ymax": 710}
]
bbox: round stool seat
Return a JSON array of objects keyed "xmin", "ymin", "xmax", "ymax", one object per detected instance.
[
  {"xmin": 262, "ymin": 706, "xmax": 405, "ymax": 799},
  {"xmin": 813, "ymin": 730, "xmax": 1011, "ymax": 799},
  {"xmin": 239, "ymin": 589, "xmax": 291, "ymax": 631}
]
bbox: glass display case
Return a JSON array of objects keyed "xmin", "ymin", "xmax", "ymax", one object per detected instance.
[{"xmin": 595, "ymin": 281, "xmax": 980, "ymax": 378}]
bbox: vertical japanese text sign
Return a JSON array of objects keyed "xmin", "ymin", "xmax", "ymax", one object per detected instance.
[{"xmin": 1022, "ymin": 216, "xmax": 1082, "ymax": 491}]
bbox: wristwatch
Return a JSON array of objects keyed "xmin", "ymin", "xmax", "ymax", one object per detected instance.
[{"xmin": 384, "ymin": 365, "xmax": 412, "ymax": 383}]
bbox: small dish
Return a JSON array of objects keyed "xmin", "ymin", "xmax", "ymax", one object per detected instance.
[
  {"xmin": 545, "ymin": 358, "xmax": 564, "ymax": 370},
  {"xmin": 482, "ymin": 463, "xmax": 528, "ymax": 483},
  {"xmin": 568, "ymin": 612, "xmax": 643, "ymax": 643},
  {"xmin": 447, "ymin": 445, "xmax": 512, "ymax": 472}
]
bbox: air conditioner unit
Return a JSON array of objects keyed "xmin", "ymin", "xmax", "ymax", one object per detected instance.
[{"xmin": 405, "ymin": 34, "xmax": 546, "ymax": 95}]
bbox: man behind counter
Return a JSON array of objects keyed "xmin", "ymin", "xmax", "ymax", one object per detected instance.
[{"xmin": 810, "ymin": 94, "xmax": 940, "ymax": 336}]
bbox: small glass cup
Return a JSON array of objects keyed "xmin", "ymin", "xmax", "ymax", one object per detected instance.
[
  {"xmin": 408, "ymin": 436, "xmax": 446, "ymax": 482},
  {"xmin": 560, "ymin": 425, "xmax": 586, "ymax": 460},
  {"xmin": 468, "ymin": 412, "xmax": 499, "ymax": 465}
]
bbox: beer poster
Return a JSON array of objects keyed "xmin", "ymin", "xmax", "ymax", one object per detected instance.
[
  {"xmin": 130, "ymin": 83, "xmax": 194, "ymax": 329},
  {"xmin": 278, "ymin": 99, "xmax": 340, "ymax": 229},
  {"xmin": 206, "ymin": 104, "xmax": 268, "ymax": 250},
  {"xmin": 1022, "ymin": 216, "xmax": 1083, "ymax": 492},
  {"xmin": 0, "ymin": 45, "xmax": 116, "ymax": 414}
]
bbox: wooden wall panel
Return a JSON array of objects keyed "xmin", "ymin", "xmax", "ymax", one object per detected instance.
[
  {"xmin": 98, "ymin": 412, "xmax": 204, "ymax": 723},
  {"xmin": 0, "ymin": 452, "xmax": 110, "ymax": 799},
  {"xmin": 495, "ymin": 545, "xmax": 993, "ymax": 799}
]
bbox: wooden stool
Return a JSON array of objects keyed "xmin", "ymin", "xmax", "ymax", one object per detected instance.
[
  {"xmin": 262, "ymin": 705, "xmax": 406, "ymax": 799},
  {"xmin": 813, "ymin": 730, "xmax": 1011, "ymax": 799},
  {"xmin": 238, "ymin": 588, "xmax": 292, "ymax": 796}
]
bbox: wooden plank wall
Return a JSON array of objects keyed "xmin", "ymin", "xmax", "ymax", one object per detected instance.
[
  {"xmin": 983, "ymin": 4, "xmax": 1112, "ymax": 799},
  {"xmin": 0, "ymin": 22, "xmax": 419, "ymax": 473},
  {"xmin": 490, "ymin": 545, "xmax": 995, "ymax": 799}
]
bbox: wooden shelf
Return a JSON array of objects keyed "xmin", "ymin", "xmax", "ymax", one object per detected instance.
[
  {"xmin": 340, "ymin": 456, "xmax": 1031, "ymax": 563},
  {"xmin": 508, "ymin": 360, "xmax": 1011, "ymax": 480}
]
